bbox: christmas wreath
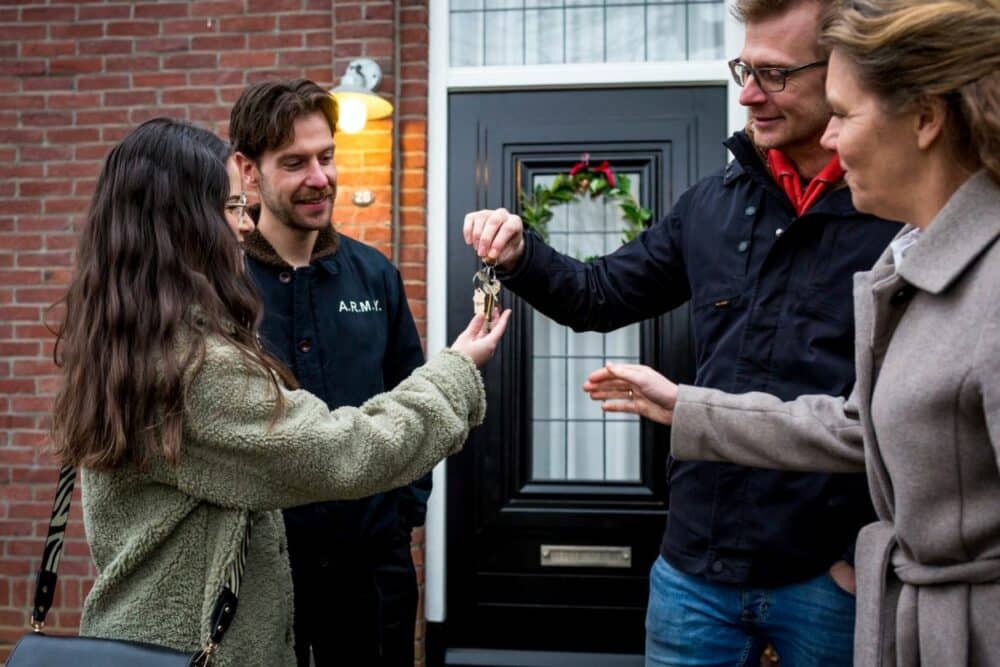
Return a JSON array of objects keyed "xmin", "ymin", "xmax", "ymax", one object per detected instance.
[{"xmin": 519, "ymin": 154, "xmax": 653, "ymax": 246}]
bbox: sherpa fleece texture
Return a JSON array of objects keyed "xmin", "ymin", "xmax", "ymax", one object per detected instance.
[{"xmin": 79, "ymin": 338, "xmax": 484, "ymax": 666}]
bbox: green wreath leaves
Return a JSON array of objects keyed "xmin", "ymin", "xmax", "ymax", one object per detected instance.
[{"xmin": 519, "ymin": 159, "xmax": 652, "ymax": 247}]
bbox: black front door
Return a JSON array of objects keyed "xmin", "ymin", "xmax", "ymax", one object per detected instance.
[{"xmin": 445, "ymin": 87, "xmax": 726, "ymax": 664}]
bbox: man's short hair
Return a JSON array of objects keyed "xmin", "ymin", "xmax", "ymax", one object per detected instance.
[
  {"xmin": 229, "ymin": 78, "xmax": 338, "ymax": 162},
  {"xmin": 731, "ymin": 0, "xmax": 826, "ymax": 24}
]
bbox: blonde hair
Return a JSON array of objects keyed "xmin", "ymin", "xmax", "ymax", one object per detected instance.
[{"xmin": 822, "ymin": 0, "xmax": 1000, "ymax": 183}]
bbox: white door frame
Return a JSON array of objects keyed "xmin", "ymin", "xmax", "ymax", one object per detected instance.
[{"xmin": 424, "ymin": 0, "xmax": 746, "ymax": 623}]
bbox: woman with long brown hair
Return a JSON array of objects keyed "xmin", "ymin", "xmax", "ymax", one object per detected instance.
[
  {"xmin": 584, "ymin": 0, "xmax": 1000, "ymax": 664},
  {"xmin": 51, "ymin": 117, "xmax": 509, "ymax": 665}
]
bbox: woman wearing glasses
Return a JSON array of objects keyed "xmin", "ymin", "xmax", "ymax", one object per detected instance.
[
  {"xmin": 587, "ymin": 0, "xmax": 1000, "ymax": 663},
  {"xmin": 52, "ymin": 117, "xmax": 510, "ymax": 665}
]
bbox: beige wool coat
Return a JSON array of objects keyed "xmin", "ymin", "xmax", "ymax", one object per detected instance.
[
  {"xmin": 670, "ymin": 171, "xmax": 1000, "ymax": 666},
  {"xmin": 79, "ymin": 341, "xmax": 485, "ymax": 666}
]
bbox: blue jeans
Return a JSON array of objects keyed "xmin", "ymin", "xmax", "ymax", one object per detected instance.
[{"xmin": 645, "ymin": 556, "xmax": 855, "ymax": 667}]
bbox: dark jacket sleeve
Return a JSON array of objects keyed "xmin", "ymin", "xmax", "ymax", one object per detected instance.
[
  {"xmin": 499, "ymin": 198, "xmax": 693, "ymax": 332},
  {"xmin": 383, "ymin": 268, "xmax": 433, "ymax": 528}
]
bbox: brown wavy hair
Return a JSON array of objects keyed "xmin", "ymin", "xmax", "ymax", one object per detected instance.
[
  {"xmin": 229, "ymin": 78, "xmax": 338, "ymax": 162},
  {"xmin": 822, "ymin": 0, "xmax": 1000, "ymax": 184},
  {"xmin": 52, "ymin": 118, "xmax": 297, "ymax": 470}
]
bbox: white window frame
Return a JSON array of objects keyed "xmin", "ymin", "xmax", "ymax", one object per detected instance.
[{"xmin": 424, "ymin": 0, "xmax": 746, "ymax": 623}]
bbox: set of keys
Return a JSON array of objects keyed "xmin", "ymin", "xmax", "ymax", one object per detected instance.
[{"xmin": 473, "ymin": 261, "xmax": 502, "ymax": 332}]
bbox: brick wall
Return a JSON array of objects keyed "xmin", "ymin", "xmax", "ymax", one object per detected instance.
[{"xmin": 0, "ymin": 1, "xmax": 430, "ymax": 662}]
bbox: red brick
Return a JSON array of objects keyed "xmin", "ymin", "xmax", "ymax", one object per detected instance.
[
  {"xmin": 20, "ymin": 41, "xmax": 76, "ymax": 58},
  {"xmin": 82, "ymin": 38, "xmax": 136, "ymax": 55},
  {"xmin": 21, "ymin": 76, "xmax": 75, "ymax": 92},
  {"xmin": 134, "ymin": 2, "xmax": 189, "ymax": 18},
  {"xmin": 279, "ymin": 13, "xmax": 331, "ymax": 31},
  {"xmin": 335, "ymin": 5, "xmax": 362, "ymax": 21},
  {"xmin": 189, "ymin": 70, "xmax": 245, "ymax": 86},
  {"xmin": 132, "ymin": 72, "xmax": 187, "ymax": 88},
  {"xmin": 129, "ymin": 106, "xmax": 188, "ymax": 124},
  {"xmin": 279, "ymin": 50, "xmax": 332, "ymax": 66},
  {"xmin": 43, "ymin": 197, "xmax": 91, "ymax": 213},
  {"xmin": 136, "ymin": 36, "xmax": 190, "ymax": 53},
  {"xmin": 163, "ymin": 53, "xmax": 218, "ymax": 70},
  {"xmin": 0, "ymin": 94, "xmax": 44, "ymax": 111},
  {"xmin": 75, "ymin": 109, "xmax": 130, "ymax": 126},
  {"xmin": 104, "ymin": 90, "xmax": 157, "ymax": 107},
  {"xmin": 20, "ymin": 111, "xmax": 73, "ymax": 127},
  {"xmin": 49, "ymin": 23, "xmax": 103, "ymax": 39},
  {"xmin": 77, "ymin": 3, "xmax": 132, "ymax": 21},
  {"xmin": 190, "ymin": 1, "xmax": 244, "ymax": 16},
  {"xmin": 18, "ymin": 180, "xmax": 73, "ymax": 197},
  {"xmin": 0, "ymin": 164, "xmax": 43, "ymax": 179},
  {"xmin": 219, "ymin": 15, "xmax": 276, "ymax": 33},
  {"xmin": 18, "ymin": 146, "xmax": 72, "ymax": 162},
  {"xmin": 159, "ymin": 87, "xmax": 214, "ymax": 104},
  {"xmin": 160, "ymin": 19, "xmax": 217, "ymax": 35},
  {"xmin": 338, "ymin": 22, "xmax": 393, "ymax": 39},
  {"xmin": 305, "ymin": 31, "xmax": 333, "ymax": 48},
  {"xmin": 48, "ymin": 58, "xmax": 103, "ymax": 75},
  {"xmin": 366, "ymin": 4, "xmax": 394, "ymax": 20},
  {"xmin": 105, "ymin": 20, "xmax": 159, "ymax": 37},
  {"xmin": 220, "ymin": 51, "xmax": 275, "ymax": 68},
  {"xmin": 248, "ymin": 0, "xmax": 304, "ymax": 11},
  {"xmin": 190, "ymin": 35, "xmax": 242, "ymax": 51},
  {"xmin": 77, "ymin": 74, "xmax": 131, "ymax": 91},
  {"xmin": 104, "ymin": 55, "xmax": 161, "ymax": 72},
  {"xmin": 248, "ymin": 33, "xmax": 303, "ymax": 50},
  {"xmin": 0, "ymin": 59, "xmax": 47, "ymax": 77},
  {"xmin": 20, "ymin": 5, "xmax": 76, "ymax": 22}
]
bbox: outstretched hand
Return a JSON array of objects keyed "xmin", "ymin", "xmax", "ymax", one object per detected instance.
[
  {"xmin": 583, "ymin": 363, "xmax": 679, "ymax": 425},
  {"xmin": 450, "ymin": 309, "xmax": 512, "ymax": 368}
]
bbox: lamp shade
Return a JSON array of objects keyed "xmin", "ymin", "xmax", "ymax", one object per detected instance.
[{"xmin": 330, "ymin": 57, "xmax": 394, "ymax": 133}]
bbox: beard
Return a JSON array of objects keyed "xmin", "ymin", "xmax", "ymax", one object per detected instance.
[{"xmin": 258, "ymin": 178, "xmax": 335, "ymax": 232}]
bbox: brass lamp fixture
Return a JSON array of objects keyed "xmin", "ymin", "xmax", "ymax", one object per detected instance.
[{"xmin": 330, "ymin": 58, "xmax": 394, "ymax": 134}]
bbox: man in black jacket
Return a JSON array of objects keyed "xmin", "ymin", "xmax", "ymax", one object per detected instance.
[
  {"xmin": 230, "ymin": 79, "xmax": 430, "ymax": 667},
  {"xmin": 464, "ymin": 0, "xmax": 900, "ymax": 664}
]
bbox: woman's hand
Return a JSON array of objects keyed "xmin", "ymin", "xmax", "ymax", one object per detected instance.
[
  {"xmin": 583, "ymin": 363, "xmax": 679, "ymax": 425},
  {"xmin": 450, "ymin": 309, "xmax": 512, "ymax": 367}
]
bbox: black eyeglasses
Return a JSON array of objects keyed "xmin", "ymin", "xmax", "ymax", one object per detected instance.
[{"xmin": 728, "ymin": 58, "xmax": 828, "ymax": 93}]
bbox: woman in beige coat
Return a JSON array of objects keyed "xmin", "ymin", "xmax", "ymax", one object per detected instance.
[
  {"xmin": 585, "ymin": 0, "xmax": 1000, "ymax": 664},
  {"xmin": 49, "ymin": 118, "xmax": 510, "ymax": 666}
]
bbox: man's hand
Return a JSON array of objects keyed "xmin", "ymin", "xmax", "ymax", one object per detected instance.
[
  {"xmin": 463, "ymin": 208, "xmax": 526, "ymax": 271},
  {"xmin": 828, "ymin": 560, "xmax": 856, "ymax": 595}
]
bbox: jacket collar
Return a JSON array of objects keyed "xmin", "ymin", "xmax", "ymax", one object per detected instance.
[
  {"xmin": 723, "ymin": 129, "xmax": 856, "ymax": 217},
  {"xmin": 242, "ymin": 224, "xmax": 340, "ymax": 272},
  {"xmin": 897, "ymin": 170, "xmax": 1000, "ymax": 295}
]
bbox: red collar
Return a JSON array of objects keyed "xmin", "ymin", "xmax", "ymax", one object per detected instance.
[{"xmin": 766, "ymin": 150, "xmax": 844, "ymax": 215}]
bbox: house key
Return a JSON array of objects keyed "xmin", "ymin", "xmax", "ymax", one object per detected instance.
[{"xmin": 473, "ymin": 261, "xmax": 501, "ymax": 332}]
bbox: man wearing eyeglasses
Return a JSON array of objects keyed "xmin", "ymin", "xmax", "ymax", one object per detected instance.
[{"xmin": 463, "ymin": 0, "xmax": 901, "ymax": 664}]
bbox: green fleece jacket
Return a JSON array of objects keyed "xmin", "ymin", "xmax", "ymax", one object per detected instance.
[{"xmin": 79, "ymin": 338, "xmax": 485, "ymax": 666}]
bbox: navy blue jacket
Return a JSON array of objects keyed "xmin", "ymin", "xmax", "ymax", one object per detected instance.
[
  {"xmin": 244, "ymin": 227, "xmax": 431, "ymax": 557},
  {"xmin": 501, "ymin": 131, "xmax": 901, "ymax": 586}
]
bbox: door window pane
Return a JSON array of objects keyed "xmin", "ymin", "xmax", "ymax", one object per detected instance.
[
  {"xmin": 450, "ymin": 0, "xmax": 726, "ymax": 66},
  {"xmin": 529, "ymin": 171, "xmax": 642, "ymax": 482}
]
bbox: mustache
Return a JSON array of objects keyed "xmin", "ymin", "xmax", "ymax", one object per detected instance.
[{"xmin": 292, "ymin": 188, "xmax": 335, "ymax": 202}]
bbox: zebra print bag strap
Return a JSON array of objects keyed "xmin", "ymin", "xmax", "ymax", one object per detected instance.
[
  {"xmin": 30, "ymin": 466, "xmax": 253, "ymax": 658},
  {"xmin": 29, "ymin": 465, "xmax": 75, "ymax": 631}
]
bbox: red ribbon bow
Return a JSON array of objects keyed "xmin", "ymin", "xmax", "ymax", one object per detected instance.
[{"xmin": 569, "ymin": 153, "xmax": 616, "ymax": 188}]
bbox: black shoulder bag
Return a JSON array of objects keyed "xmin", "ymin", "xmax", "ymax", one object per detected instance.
[{"xmin": 6, "ymin": 465, "xmax": 250, "ymax": 666}]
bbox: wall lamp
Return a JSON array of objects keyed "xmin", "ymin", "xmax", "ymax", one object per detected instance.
[{"xmin": 330, "ymin": 58, "xmax": 394, "ymax": 134}]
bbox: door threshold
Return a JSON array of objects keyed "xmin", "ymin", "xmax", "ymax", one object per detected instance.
[{"xmin": 445, "ymin": 648, "xmax": 643, "ymax": 666}]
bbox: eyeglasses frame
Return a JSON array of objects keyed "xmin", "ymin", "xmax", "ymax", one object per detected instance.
[{"xmin": 727, "ymin": 58, "xmax": 829, "ymax": 93}]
